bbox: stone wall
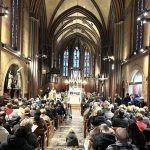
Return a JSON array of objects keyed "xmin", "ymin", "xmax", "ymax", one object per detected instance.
[
  {"xmin": 0, "ymin": 0, "xmax": 30, "ymax": 97},
  {"xmin": 122, "ymin": 54, "xmax": 149, "ymax": 101}
]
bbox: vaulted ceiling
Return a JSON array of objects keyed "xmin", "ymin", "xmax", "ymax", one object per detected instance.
[
  {"xmin": 30, "ymin": 0, "xmax": 124, "ymax": 58},
  {"xmin": 45, "ymin": 0, "xmax": 112, "ymax": 55}
]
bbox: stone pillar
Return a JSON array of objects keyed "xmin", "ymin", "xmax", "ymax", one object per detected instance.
[
  {"xmin": 28, "ymin": 17, "xmax": 39, "ymax": 98},
  {"xmin": 113, "ymin": 21, "xmax": 124, "ymax": 99}
]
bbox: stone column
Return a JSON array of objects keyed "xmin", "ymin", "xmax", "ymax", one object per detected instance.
[
  {"xmin": 113, "ymin": 21, "xmax": 124, "ymax": 100},
  {"xmin": 28, "ymin": 16, "xmax": 39, "ymax": 98}
]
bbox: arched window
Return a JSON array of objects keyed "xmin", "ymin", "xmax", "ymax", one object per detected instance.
[
  {"xmin": 63, "ymin": 48, "xmax": 69, "ymax": 76},
  {"xmin": 11, "ymin": 0, "xmax": 21, "ymax": 50},
  {"xmin": 135, "ymin": 0, "xmax": 144, "ymax": 52},
  {"xmin": 73, "ymin": 46, "xmax": 80, "ymax": 68},
  {"xmin": 84, "ymin": 50, "xmax": 90, "ymax": 77},
  {"xmin": 129, "ymin": 71, "xmax": 142, "ymax": 96}
]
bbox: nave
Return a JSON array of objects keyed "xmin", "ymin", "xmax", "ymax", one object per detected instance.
[
  {"xmin": 0, "ymin": 0, "xmax": 150, "ymax": 149},
  {"xmin": 47, "ymin": 109, "xmax": 84, "ymax": 150}
]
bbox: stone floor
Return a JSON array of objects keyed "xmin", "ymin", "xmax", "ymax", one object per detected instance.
[{"xmin": 47, "ymin": 109, "xmax": 84, "ymax": 150}]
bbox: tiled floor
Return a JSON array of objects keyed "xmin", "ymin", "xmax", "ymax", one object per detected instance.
[{"xmin": 47, "ymin": 109, "xmax": 84, "ymax": 150}]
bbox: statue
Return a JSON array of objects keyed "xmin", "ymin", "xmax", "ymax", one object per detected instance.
[
  {"xmin": 7, "ymin": 67, "xmax": 23, "ymax": 90},
  {"xmin": 7, "ymin": 71, "xmax": 13, "ymax": 89},
  {"xmin": 16, "ymin": 69, "xmax": 21, "ymax": 89},
  {"xmin": 16, "ymin": 67, "xmax": 23, "ymax": 89}
]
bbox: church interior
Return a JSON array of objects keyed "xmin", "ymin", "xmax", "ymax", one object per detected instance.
[{"xmin": 0, "ymin": 0, "xmax": 150, "ymax": 150}]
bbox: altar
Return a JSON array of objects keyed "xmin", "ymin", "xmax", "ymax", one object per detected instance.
[{"xmin": 68, "ymin": 69, "xmax": 82, "ymax": 106}]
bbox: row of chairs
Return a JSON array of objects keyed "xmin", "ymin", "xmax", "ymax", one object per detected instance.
[{"xmin": 34, "ymin": 114, "xmax": 65, "ymax": 150}]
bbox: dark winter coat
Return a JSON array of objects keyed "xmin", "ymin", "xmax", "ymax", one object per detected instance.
[
  {"xmin": 26, "ymin": 128, "xmax": 39, "ymax": 148},
  {"xmin": 0, "ymin": 135, "xmax": 34, "ymax": 150},
  {"xmin": 93, "ymin": 132, "xmax": 116, "ymax": 150},
  {"xmin": 123, "ymin": 96, "xmax": 131, "ymax": 106},
  {"xmin": 66, "ymin": 131, "xmax": 79, "ymax": 147},
  {"xmin": 112, "ymin": 116, "xmax": 128, "ymax": 128}
]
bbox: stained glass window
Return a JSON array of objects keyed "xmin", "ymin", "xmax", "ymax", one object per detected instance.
[
  {"xmin": 11, "ymin": 0, "xmax": 21, "ymax": 50},
  {"xmin": 73, "ymin": 46, "xmax": 80, "ymax": 68},
  {"xmin": 63, "ymin": 48, "xmax": 69, "ymax": 76},
  {"xmin": 135, "ymin": 0, "xmax": 144, "ymax": 52},
  {"xmin": 84, "ymin": 50, "xmax": 90, "ymax": 77}
]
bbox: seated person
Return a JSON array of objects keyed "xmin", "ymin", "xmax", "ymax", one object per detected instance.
[
  {"xmin": 112, "ymin": 108, "xmax": 128, "ymax": 128},
  {"xmin": 92, "ymin": 124, "xmax": 115, "ymax": 150},
  {"xmin": 136, "ymin": 113, "xmax": 147, "ymax": 132},
  {"xmin": 0, "ymin": 126, "xmax": 34, "ymax": 150},
  {"xmin": 5, "ymin": 103, "xmax": 14, "ymax": 120},
  {"xmin": 143, "ymin": 128, "xmax": 150, "ymax": 150},
  {"xmin": 20, "ymin": 118, "xmax": 39, "ymax": 149},
  {"xmin": 106, "ymin": 127, "xmax": 138, "ymax": 150},
  {"xmin": 40, "ymin": 109, "xmax": 50, "ymax": 124},
  {"xmin": 45, "ymin": 105, "xmax": 55, "ymax": 120},
  {"xmin": 66, "ymin": 129, "xmax": 79, "ymax": 147},
  {"xmin": 33, "ymin": 110, "xmax": 47, "ymax": 130},
  {"xmin": 127, "ymin": 122, "xmax": 146, "ymax": 150}
]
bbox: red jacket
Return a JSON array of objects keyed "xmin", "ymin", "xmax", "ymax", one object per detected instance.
[
  {"xmin": 6, "ymin": 108, "xmax": 13, "ymax": 116},
  {"xmin": 136, "ymin": 121, "xmax": 147, "ymax": 132}
]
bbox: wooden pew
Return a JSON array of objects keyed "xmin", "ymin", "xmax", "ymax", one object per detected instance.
[
  {"xmin": 55, "ymin": 114, "xmax": 59, "ymax": 129},
  {"xmin": 49, "ymin": 120, "xmax": 55, "ymax": 137},
  {"xmin": 84, "ymin": 118, "xmax": 88, "ymax": 138},
  {"xmin": 34, "ymin": 128, "xmax": 47, "ymax": 150}
]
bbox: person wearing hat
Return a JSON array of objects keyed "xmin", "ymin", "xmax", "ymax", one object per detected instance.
[
  {"xmin": 106, "ymin": 127, "xmax": 138, "ymax": 150},
  {"xmin": 0, "ymin": 117, "xmax": 9, "ymax": 144}
]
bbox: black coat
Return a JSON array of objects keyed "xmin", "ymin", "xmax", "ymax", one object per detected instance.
[
  {"xmin": 123, "ymin": 96, "xmax": 131, "ymax": 105},
  {"xmin": 93, "ymin": 133, "xmax": 116, "ymax": 150},
  {"xmin": 66, "ymin": 132, "xmax": 79, "ymax": 147},
  {"xmin": 112, "ymin": 116, "xmax": 128, "ymax": 128},
  {"xmin": 26, "ymin": 129, "xmax": 39, "ymax": 148},
  {"xmin": 0, "ymin": 135, "xmax": 34, "ymax": 150}
]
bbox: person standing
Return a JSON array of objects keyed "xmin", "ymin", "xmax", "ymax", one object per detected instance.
[
  {"xmin": 114, "ymin": 93, "xmax": 122, "ymax": 106},
  {"xmin": 123, "ymin": 93, "xmax": 131, "ymax": 106}
]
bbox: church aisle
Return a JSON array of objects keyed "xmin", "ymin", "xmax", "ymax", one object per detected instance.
[{"xmin": 47, "ymin": 109, "xmax": 84, "ymax": 150}]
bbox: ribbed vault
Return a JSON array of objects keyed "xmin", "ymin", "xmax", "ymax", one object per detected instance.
[{"xmin": 30, "ymin": 0, "xmax": 125, "ymax": 74}]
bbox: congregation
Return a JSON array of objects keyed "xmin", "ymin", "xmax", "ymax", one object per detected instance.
[
  {"xmin": 0, "ymin": 94, "xmax": 68, "ymax": 150},
  {"xmin": 82, "ymin": 93, "xmax": 150, "ymax": 150},
  {"xmin": 0, "ymin": 91, "xmax": 150, "ymax": 150}
]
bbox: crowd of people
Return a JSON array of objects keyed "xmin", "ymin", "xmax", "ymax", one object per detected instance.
[
  {"xmin": 82, "ymin": 93, "xmax": 150, "ymax": 150},
  {"xmin": 0, "ymin": 91, "xmax": 150, "ymax": 150},
  {"xmin": 0, "ymin": 95, "xmax": 71, "ymax": 150}
]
